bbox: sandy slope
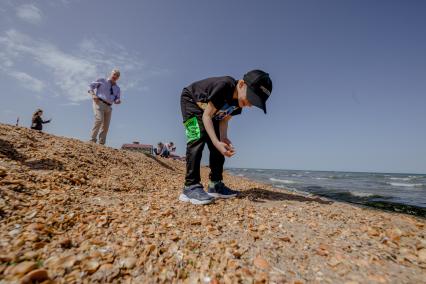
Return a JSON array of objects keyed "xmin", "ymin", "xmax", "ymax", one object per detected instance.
[{"xmin": 0, "ymin": 123, "xmax": 425, "ymax": 283}]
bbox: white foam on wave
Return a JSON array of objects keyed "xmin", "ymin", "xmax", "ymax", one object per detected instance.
[
  {"xmin": 269, "ymin": 178, "xmax": 298, "ymax": 184},
  {"xmin": 315, "ymin": 177, "xmax": 329, "ymax": 180},
  {"xmin": 389, "ymin": 177, "xmax": 411, "ymax": 181},
  {"xmin": 350, "ymin": 191, "xmax": 375, "ymax": 197},
  {"xmin": 389, "ymin": 182, "xmax": 423, "ymax": 187}
]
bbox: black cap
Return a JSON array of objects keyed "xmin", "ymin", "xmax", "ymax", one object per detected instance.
[{"xmin": 243, "ymin": 69, "xmax": 273, "ymax": 114}]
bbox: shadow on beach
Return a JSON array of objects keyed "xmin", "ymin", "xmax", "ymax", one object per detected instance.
[
  {"xmin": 0, "ymin": 138, "xmax": 64, "ymax": 171},
  {"xmin": 239, "ymin": 187, "xmax": 333, "ymax": 205},
  {"xmin": 143, "ymin": 153, "xmax": 176, "ymax": 172},
  {"xmin": 24, "ymin": 158, "xmax": 64, "ymax": 171},
  {"xmin": 0, "ymin": 138, "xmax": 25, "ymax": 161}
]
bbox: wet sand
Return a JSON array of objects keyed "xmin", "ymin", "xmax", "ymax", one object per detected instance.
[{"xmin": 0, "ymin": 123, "xmax": 425, "ymax": 283}]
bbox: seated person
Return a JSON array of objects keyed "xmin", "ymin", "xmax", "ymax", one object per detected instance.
[
  {"xmin": 154, "ymin": 142, "xmax": 170, "ymax": 158},
  {"xmin": 166, "ymin": 142, "xmax": 181, "ymax": 159},
  {"xmin": 167, "ymin": 142, "xmax": 176, "ymax": 153}
]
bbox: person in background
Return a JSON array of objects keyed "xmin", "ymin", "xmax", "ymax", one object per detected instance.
[
  {"xmin": 154, "ymin": 142, "xmax": 170, "ymax": 158},
  {"xmin": 167, "ymin": 142, "xmax": 176, "ymax": 153},
  {"xmin": 30, "ymin": 109, "xmax": 51, "ymax": 131},
  {"xmin": 167, "ymin": 141, "xmax": 181, "ymax": 159},
  {"xmin": 88, "ymin": 69, "xmax": 121, "ymax": 145}
]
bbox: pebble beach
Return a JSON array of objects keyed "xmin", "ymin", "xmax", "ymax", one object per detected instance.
[{"xmin": 1, "ymin": 123, "xmax": 425, "ymax": 283}]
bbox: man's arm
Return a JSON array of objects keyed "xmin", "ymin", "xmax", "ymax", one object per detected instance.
[
  {"xmin": 202, "ymin": 102, "xmax": 234, "ymax": 157},
  {"xmin": 114, "ymin": 87, "xmax": 121, "ymax": 104},
  {"xmin": 88, "ymin": 79, "xmax": 102, "ymax": 98}
]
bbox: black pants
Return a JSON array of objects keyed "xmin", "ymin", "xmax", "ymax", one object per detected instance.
[{"xmin": 181, "ymin": 92, "xmax": 225, "ymax": 186}]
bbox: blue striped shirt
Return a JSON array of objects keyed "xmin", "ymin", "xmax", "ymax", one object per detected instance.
[{"xmin": 89, "ymin": 78, "xmax": 121, "ymax": 104}]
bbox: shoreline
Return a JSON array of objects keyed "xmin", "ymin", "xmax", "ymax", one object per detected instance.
[
  {"xmin": 1, "ymin": 123, "xmax": 425, "ymax": 283},
  {"xmin": 224, "ymin": 169, "xmax": 426, "ymax": 218}
]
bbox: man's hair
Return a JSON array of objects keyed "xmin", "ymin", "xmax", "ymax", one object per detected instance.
[{"xmin": 111, "ymin": 69, "xmax": 120, "ymax": 76}]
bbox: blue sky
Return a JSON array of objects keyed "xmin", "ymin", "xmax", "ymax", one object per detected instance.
[{"xmin": 0, "ymin": 0, "xmax": 425, "ymax": 174}]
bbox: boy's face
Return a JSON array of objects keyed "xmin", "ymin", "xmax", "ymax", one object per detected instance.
[{"xmin": 237, "ymin": 80, "xmax": 252, "ymax": 108}]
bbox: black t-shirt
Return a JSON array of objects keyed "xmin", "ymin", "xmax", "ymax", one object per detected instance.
[{"xmin": 182, "ymin": 76, "xmax": 242, "ymax": 121}]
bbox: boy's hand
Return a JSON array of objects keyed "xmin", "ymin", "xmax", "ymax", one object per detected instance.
[
  {"xmin": 221, "ymin": 137, "xmax": 233, "ymax": 147},
  {"xmin": 215, "ymin": 141, "xmax": 235, "ymax": 157}
]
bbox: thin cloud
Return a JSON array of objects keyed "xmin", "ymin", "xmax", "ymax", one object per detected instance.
[
  {"xmin": 9, "ymin": 71, "xmax": 45, "ymax": 92},
  {"xmin": 0, "ymin": 29, "xmax": 148, "ymax": 103},
  {"xmin": 16, "ymin": 4, "xmax": 42, "ymax": 24}
]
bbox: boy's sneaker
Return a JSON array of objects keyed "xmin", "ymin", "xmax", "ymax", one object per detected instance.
[
  {"xmin": 207, "ymin": 181, "xmax": 238, "ymax": 198},
  {"xmin": 179, "ymin": 184, "xmax": 215, "ymax": 205}
]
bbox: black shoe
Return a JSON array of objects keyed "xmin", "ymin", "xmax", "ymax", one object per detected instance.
[
  {"xmin": 179, "ymin": 184, "xmax": 215, "ymax": 205},
  {"xmin": 207, "ymin": 181, "xmax": 238, "ymax": 198}
]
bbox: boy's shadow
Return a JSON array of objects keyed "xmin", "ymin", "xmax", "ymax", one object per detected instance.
[{"xmin": 238, "ymin": 187, "xmax": 333, "ymax": 205}]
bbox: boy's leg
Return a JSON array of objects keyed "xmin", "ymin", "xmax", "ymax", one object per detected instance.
[
  {"xmin": 206, "ymin": 122, "xmax": 224, "ymax": 182},
  {"xmin": 180, "ymin": 93, "xmax": 214, "ymax": 204},
  {"xmin": 181, "ymin": 93, "xmax": 205, "ymax": 186},
  {"xmin": 184, "ymin": 121, "xmax": 205, "ymax": 186}
]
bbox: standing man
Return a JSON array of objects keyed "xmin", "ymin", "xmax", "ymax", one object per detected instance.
[{"xmin": 88, "ymin": 69, "xmax": 121, "ymax": 145}]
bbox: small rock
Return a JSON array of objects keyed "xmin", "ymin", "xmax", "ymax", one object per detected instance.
[
  {"xmin": 83, "ymin": 259, "xmax": 100, "ymax": 274},
  {"xmin": 278, "ymin": 236, "xmax": 291, "ymax": 242},
  {"xmin": 253, "ymin": 256, "xmax": 270, "ymax": 270},
  {"xmin": 328, "ymin": 258, "xmax": 341, "ymax": 267},
  {"xmin": 119, "ymin": 257, "xmax": 137, "ymax": 269},
  {"xmin": 21, "ymin": 269, "xmax": 49, "ymax": 284},
  {"xmin": 0, "ymin": 166, "xmax": 7, "ymax": 177},
  {"xmin": 59, "ymin": 238, "xmax": 72, "ymax": 249},
  {"xmin": 418, "ymin": 248, "xmax": 426, "ymax": 262},
  {"xmin": 0, "ymin": 255, "xmax": 12, "ymax": 262},
  {"xmin": 8, "ymin": 228, "xmax": 21, "ymax": 238},
  {"xmin": 9, "ymin": 261, "xmax": 37, "ymax": 276}
]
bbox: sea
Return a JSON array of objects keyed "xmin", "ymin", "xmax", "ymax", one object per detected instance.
[{"xmin": 226, "ymin": 168, "xmax": 426, "ymax": 217}]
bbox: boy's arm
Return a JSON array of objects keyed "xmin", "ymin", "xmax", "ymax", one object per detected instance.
[
  {"xmin": 219, "ymin": 116, "xmax": 232, "ymax": 145},
  {"xmin": 202, "ymin": 102, "xmax": 234, "ymax": 157}
]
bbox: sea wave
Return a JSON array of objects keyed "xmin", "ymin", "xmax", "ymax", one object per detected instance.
[
  {"xmin": 349, "ymin": 191, "xmax": 375, "ymax": 197},
  {"xmin": 388, "ymin": 182, "xmax": 423, "ymax": 187},
  {"xmin": 389, "ymin": 177, "xmax": 411, "ymax": 181},
  {"xmin": 315, "ymin": 177, "xmax": 329, "ymax": 180},
  {"xmin": 269, "ymin": 178, "xmax": 298, "ymax": 184}
]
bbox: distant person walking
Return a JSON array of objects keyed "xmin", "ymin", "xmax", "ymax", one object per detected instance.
[
  {"xmin": 30, "ymin": 109, "xmax": 51, "ymax": 131},
  {"xmin": 88, "ymin": 69, "xmax": 121, "ymax": 145}
]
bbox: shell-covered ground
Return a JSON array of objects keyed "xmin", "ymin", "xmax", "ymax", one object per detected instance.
[{"xmin": 0, "ymin": 123, "xmax": 425, "ymax": 283}]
